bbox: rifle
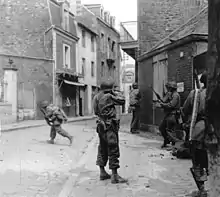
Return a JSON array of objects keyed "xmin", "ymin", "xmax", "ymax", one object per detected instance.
[
  {"xmin": 190, "ymin": 167, "xmax": 200, "ymax": 190},
  {"xmin": 189, "ymin": 69, "xmax": 201, "ymax": 190},
  {"xmin": 149, "ymin": 86, "xmax": 163, "ymax": 103},
  {"xmin": 40, "ymin": 107, "xmax": 52, "ymax": 126}
]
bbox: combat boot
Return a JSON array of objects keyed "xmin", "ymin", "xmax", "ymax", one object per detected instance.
[
  {"xmin": 111, "ymin": 169, "xmax": 128, "ymax": 184},
  {"xmin": 69, "ymin": 136, "xmax": 73, "ymax": 146},
  {"xmin": 47, "ymin": 139, "xmax": 54, "ymax": 144},
  {"xmin": 99, "ymin": 166, "xmax": 111, "ymax": 180},
  {"xmin": 111, "ymin": 174, "xmax": 128, "ymax": 184}
]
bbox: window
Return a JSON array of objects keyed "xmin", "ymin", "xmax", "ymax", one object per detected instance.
[
  {"xmin": 101, "ymin": 33, "xmax": 104, "ymax": 52},
  {"xmin": 82, "ymin": 30, "xmax": 86, "ymax": 47},
  {"xmin": 82, "ymin": 58, "xmax": 86, "ymax": 76},
  {"xmin": 91, "ymin": 36, "xmax": 95, "ymax": 52},
  {"xmin": 91, "ymin": 61, "xmax": 95, "ymax": 77},
  {"xmin": 112, "ymin": 41, "xmax": 116, "ymax": 58},
  {"xmin": 101, "ymin": 61, "xmax": 104, "ymax": 77},
  {"xmin": 63, "ymin": 44, "xmax": 70, "ymax": 69},
  {"xmin": 64, "ymin": 10, "xmax": 69, "ymax": 31},
  {"xmin": 108, "ymin": 37, "xmax": 111, "ymax": 57}
]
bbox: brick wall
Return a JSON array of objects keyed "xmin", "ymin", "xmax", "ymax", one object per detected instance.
[
  {"xmin": 0, "ymin": 0, "xmax": 51, "ymax": 58},
  {"xmin": 0, "ymin": 55, "xmax": 53, "ymax": 120},
  {"xmin": 137, "ymin": 0, "xmax": 207, "ymax": 54},
  {"xmin": 168, "ymin": 43, "xmax": 195, "ymax": 103},
  {"xmin": 138, "ymin": 42, "xmax": 198, "ymax": 127}
]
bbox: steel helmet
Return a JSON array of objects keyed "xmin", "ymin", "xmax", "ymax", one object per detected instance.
[
  {"xmin": 100, "ymin": 78, "xmax": 114, "ymax": 91},
  {"xmin": 168, "ymin": 81, "xmax": 177, "ymax": 89},
  {"xmin": 41, "ymin": 100, "xmax": 49, "ymax": 108}
]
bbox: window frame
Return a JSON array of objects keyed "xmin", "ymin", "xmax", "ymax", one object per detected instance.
[
  {"xmin": 82, "ymin": 30, "xmax": 86, "ymax": 48},
  {"xmin": 63, "ymin": 44, "xmax": 71, "ymax": 69},
  {"xmin": 91, "ymin": 61, "xmax": 95, "ymax": 77},
  {"xmin": 82, "ymin": 58, "xmax": 86, "ymax": 76},
  {"xmin": 63, "ymin": 9, "xmax": 69, "ymax": 31}
]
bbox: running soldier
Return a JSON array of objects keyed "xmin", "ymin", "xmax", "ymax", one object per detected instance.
[
  {"xmin": 182, "ymin": 72, "xmax": 208, "ymax": 196},
  {"xmin": 158, "ymin": 81, "xmax": 181, "ymax": 148},
  {"xmin": 129, "ymin": 82, "xmax": 141, "ymax": 134},
  {"xmin": 93, "ymin": 79, "xmax": 128, "ymax": 184},
  {"xmin": 40, "ymin": 101, "xmax": 73, "ymax": 145}
]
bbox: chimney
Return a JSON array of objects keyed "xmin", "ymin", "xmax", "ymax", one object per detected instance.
[{"xmin": 76, "ymin": 0, "xmax": 82, "ymax": 15}]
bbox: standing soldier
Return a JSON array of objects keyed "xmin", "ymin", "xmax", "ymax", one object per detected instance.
[
  {"xmin": 158, "ymin": 81, "xmax": 181, "ymax": 148},
  {"xmin": 129, "ymin": 82, "xmax": 141, "ymax": 134},
  {"xmin": 40, "ymin": 101, "xmax": 73, "ymax": 145},
  {"xmin": 93, "ymin": 78, "xmax": 128, "ymax": 184},
  {"xmin": 182, "ymin": 72, "xmax": 208, "ymax": 196}
]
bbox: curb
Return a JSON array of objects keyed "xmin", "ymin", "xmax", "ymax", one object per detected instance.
[{"xmin": 1, "ymin": 116, "xmax": 96, "ymax": 132}]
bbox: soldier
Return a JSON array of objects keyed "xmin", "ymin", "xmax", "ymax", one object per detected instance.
[
  {"xmin": 158, "ymin": 81, "xmax": 181, "ymax": 148},
  {"xmin": 93, "ymin": 78, "xmax": 128, "ymax": 184},
  {"xmin": 182, "ymin": 72, "xmax": 208, "ymax": 196},
  {"xmin": 129, "ymin": 82, "xmax": 141, "ymax": 134},
  {"xmin": 40, "ymin": 101, "xmax": 73, "ymax": 145}
]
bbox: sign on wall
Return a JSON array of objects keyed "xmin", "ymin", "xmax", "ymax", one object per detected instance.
[
  {"xmin": 122, "ymin": 70, "xmax": 135, "ymax": 84},
  {"xmin": 177, "ymin": 82, "xmax": 184, "ymax": 92}
]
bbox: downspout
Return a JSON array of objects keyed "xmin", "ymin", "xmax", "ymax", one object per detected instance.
[{"xmin": 52, "ymin": 26, "xmax": 57, "ymax": 105}]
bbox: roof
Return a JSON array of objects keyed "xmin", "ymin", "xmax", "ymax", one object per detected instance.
[
  {"xmin": 138, "ymin": 34, "xmax": 208, "ymax": 62},
  {"xmin": 150, "ymin": 6, "xmax": 208, "ymax": 51},
  {"xmin": 76, "ymin": 5, "xmax": 98, "ymax": 35}
]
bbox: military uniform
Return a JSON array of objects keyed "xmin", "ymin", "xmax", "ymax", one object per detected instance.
[
  {"xmin": 159, "ymin": 81, "xmax": 181, "ymax": 148},
  {"xmin": 182, "ymin": 85, "xmax": 208, "ymax": 195},
  {"xmin": 129, "ymin": 83, "xmax": 141, "ymax": 134},
  {"xmin": 41, "ymin": 101, "xmax": 73, "ymax": 145},
  {"xmin": 93, "ymin": 79, "xmax": 127, "ymax": 184}
]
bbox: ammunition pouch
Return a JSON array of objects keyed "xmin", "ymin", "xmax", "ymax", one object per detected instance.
[
  {"xmin": 96, "ymin": 119, "xmax": 106, "ymax": 134},
  {"xmin": 112, "ymin": 119, "xmax": 120, "ymax": 133}
]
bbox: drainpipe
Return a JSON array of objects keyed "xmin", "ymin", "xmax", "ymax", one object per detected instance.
[{"xmin": 52, "ymin": 25, "xmax": 56, "ymax": 105}]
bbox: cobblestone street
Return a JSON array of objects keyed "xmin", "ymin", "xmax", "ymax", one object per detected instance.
[
  {"xmin": 69, "ymin": 126, "xmax": 209, "ymax": 197},
  {"xmin": 0, "ymin": 118, "xmax": 210, "ymax": 197},
  {"xmin": 0, "ymin": 120, "xmax": 96, "ymax": 197}
]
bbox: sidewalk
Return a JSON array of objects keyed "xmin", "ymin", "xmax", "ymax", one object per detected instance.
[
  {"xmin": 1, "ymin": 115, "xmax": 95, "ymax": 132},
  {"xmin": 68, "ymin": 128, "xmax": 203, "ymax": 197}
]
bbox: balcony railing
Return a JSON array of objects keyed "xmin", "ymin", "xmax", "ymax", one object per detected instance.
[{"xmin": 120, "ymin": 21, "xmax": 137, "ymax": 43}]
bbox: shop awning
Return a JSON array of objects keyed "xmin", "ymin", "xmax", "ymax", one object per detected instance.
[{"xmin": 63, "ymin": 80, "xmax": 85, "ymax": 86}]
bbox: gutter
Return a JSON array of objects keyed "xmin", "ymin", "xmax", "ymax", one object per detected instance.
[{"xmin": 138, "ymin": 34, "xmax": 208, "ymax": 62}]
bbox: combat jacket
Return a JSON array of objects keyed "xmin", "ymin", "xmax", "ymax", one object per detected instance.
[
  {"xmin": 182, "ymin": 88, "xmax": 206, "ymax": 142},
  {"xmin": 45, "ymin": 104, "xmax": 67, "ymax": 125},
  {"xmin": 161, "ymin": 91, "xmax": 181, "ymax": 115},
  {"xmin": 129, "ymin": 89, "xmax": 141, "ymax": 107},
  {"xmin": 93, "ymin": 91, "xmax": 125, "ymax": 121}
]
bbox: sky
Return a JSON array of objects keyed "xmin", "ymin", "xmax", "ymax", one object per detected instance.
[{"xmin": 81, "ymin": 0, "xmax": 137, "ymax": 38}]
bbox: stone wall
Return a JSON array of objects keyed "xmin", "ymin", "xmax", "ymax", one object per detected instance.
[
  {"xmin": 0, "ymin": 55, "xmax": 53, "ymax": 120},
  {"xmin": 137, "ymin": 0, "xmax": 207, "ymax": 54}
]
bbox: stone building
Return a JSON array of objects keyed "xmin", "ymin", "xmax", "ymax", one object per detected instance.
[
  {"xmin": 137, "ymin": 6, "xmax": 208, "ymax": 128},
  {"xmin": 75, "ymin": 5, "xmax": 98, "ymax": 116},
  {"xmin": 137, "ymin": 0, "xmax": 208, "ymax": 54},
  {"xmin": 0, "ymin": 0, "xmax": 80, "ymax": 121},
  {"xmin": 84, "ymin": 4, "xmax": 121, "ymax": 88}
]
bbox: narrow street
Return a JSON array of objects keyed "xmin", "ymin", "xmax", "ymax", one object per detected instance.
[
  {"xmin": 0, "ymin": 118, "xmax": 209, "ymax": 197},
  {"xmin": 69, "ymin": 126, "xmax": 207, "ymax": 197}
]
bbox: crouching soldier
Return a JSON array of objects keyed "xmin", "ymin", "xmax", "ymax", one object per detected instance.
[
  {"xmin": 93, "ymin": 78, "xmax": 128, "ymax": 184},
  {"xmin": 182, "ymin": 71, "xmax": 208, "ymax": 196},
  {"xmin": 158, "ymin": 81, "xmax": 181, "ymax": 148},
  {"xmin": 40, "ymin": 101, "xmax": 73, "ymax": 145}
]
